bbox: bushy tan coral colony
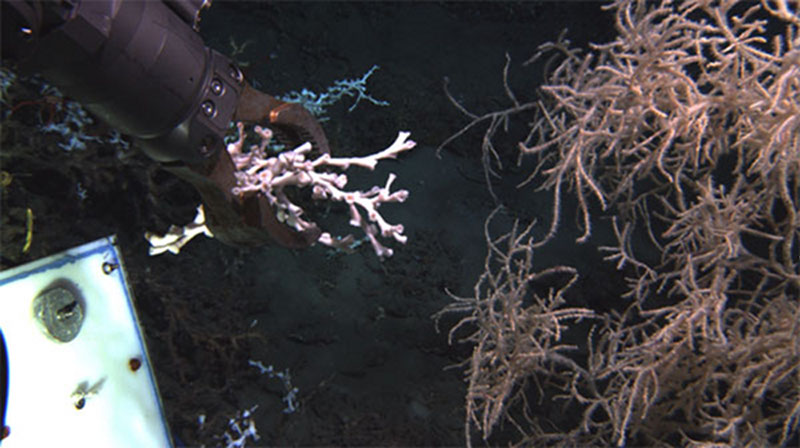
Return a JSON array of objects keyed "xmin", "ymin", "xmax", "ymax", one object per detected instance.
[{"xmin": 438, "ymin": 0, "xmax": 800, "ymax": 445}]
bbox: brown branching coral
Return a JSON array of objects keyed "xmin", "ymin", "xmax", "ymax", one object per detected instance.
[
  {"xmin": 577, "ymin": 289, "xmax": 800, "ymax": 446},
  {"xmin": 521, "ymin": 0, "xmax": 800, "ymax": 248},
  {"xmin": 435, "ymin": 208, "xmax": 595, "ymax": 445},
  {"xmin": 440, "ymin": 0, "xmax": 800, "ymax": 446}
]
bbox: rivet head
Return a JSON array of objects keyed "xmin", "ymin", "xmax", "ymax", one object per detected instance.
[{"xmin": 129, "ymin": 357, "xmax": 142, "ymax": 372}]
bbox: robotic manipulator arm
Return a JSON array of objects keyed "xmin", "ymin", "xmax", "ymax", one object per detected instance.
[{"xmin": 1, "ymin": 0, "xmax": 331, "ymax": 249}]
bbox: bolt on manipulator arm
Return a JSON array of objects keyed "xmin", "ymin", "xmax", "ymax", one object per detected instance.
[{"xmin": 1, "ymin": 0, "xmax": 331, "ymax": 249}]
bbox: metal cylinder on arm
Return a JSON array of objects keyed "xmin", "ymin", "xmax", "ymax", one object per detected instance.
[{"xmin": 1, "ymin": 0, "xmax": 329, "ymax": 249}]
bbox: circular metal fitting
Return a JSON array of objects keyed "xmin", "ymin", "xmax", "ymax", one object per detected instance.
[
  {"xmin": 201, "ymin": 100, "xmax": 216, "ymax": 118},
  {"xmin": 32, "ymin": 283, "xmax": 85, "ymax": 343},
  {"xmin": 210, "ymin": 78, "xmax": 225, "ymax": 96},
  {"xmin": 102, "ymin": 261, "xmax": 118, "ymax": 274}
]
